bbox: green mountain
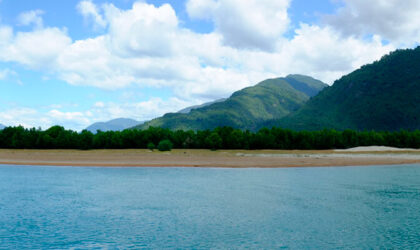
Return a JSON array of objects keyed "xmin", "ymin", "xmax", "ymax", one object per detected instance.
[
  {"xmin": 86, "ymin": 118, "xmax": 143, "ymax": 133},
  {"xmin": 177, "ymin": 98, "xmax": 227, "ymax": 114},
  {"xmin": 269, "ymin": 47, "xmax": 420, "ymax": 131},
  {"xmin": 137, "ymin": 75, "xmax": 327, "ymax": 131}
]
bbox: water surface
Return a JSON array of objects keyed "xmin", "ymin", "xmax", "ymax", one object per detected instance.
[{"xmin": 1, "ymin": 165, "xmax": 420, "ymax": 249}]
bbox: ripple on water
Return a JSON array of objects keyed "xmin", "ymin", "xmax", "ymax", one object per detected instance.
[{"xmin": 0, "ymin": 164, "xmax": 419, "ymax": 248}]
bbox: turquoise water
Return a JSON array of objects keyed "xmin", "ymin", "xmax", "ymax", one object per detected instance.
[{"xmin": 0, "ymin": 165, "xmax": 420, "ymax": 249}]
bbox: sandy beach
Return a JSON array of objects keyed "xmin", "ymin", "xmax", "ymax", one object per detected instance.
[{"xmin": 0, "ymin": 147, "xmax": 419, "ymax": 168}]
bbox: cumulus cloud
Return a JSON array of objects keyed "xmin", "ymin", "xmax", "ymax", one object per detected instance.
[
  {"xmin": 0, "ymin": 107, "xmax": 45, "ymax": 128},
  {"xmin": 77, "ymin": 0, "xmax": 107, "ymax": 29},
  {"xmin": 272, "ymin": 24, "xmax": 394, "ymax": 82},
  {"xmin": 325, "ymin": 0, "xmax": 420, "ymax": 46},
  {"xmin": 54, "ymin": 1, "xmax": 394, "ymax": 96},
  {"xmin": 56, "ymin": 35, "xmax": 132, "ymax": 89},
  {"xmin": 17, "ymin": 9, "xmax": 44, "ymax": 29},
  {"xmin": 89, "ymin": 97, "xmax": 193, "ymax": 122},
  {"xmin": 103, "ymin": 2, "xmax": 178, "ymax": 57},
  {"xmin": 186, "ymin": 0, "xmax": 291, "ymax": 51},
  {"xmin": 0, "ymin": 2, "xmax": 396, "ymax": 96},
  {"xmin": 0, "ymin": 26, "xmax": 13, "ymax": 45},
  {"xmin": 48, "ymin": 109, "xmax": 88, "ymax": 121},
  {"xmin": 0, "ymin": 26, "xmax": 71, "ymax": 69},
  {"xmin": 186, "ymin": 0, "xmax": 217, "ymax": 20}
]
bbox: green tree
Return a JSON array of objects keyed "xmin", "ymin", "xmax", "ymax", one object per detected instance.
[
  {"xmin": 205, "ymin": 132, "xmax": 222, "ymax": 150},
  {"xmin": 78, "ymin": 130, "xmax": 93, "ymax": 150},
  {"xmin": 157, "ymin": 139, "xmax": 173, "ymax": 151}
]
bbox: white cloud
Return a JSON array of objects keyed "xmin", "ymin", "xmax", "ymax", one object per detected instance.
[
  {"xmin": 270, "ymin": 24, "xmax": 395, "ymax": 83},
  {"xmin": 77, "ymin": 0, "xmax": 107, "ymax": 29},
  {"xmin": 186, "ymin": 0, "xmax": 217, "ymax": 20},
  {"xmin": 186, "ymin": 0, "xmax": 291, "ymax": 51},
  {"xmin": 0, "ymin": 107, "xmax": 86, "ymax": 130},
  {"xmin": 89, "ymin": 97, "xmax": 193, "ymax": 122},
  {"xmin": 0, "ymin": 26, "xmax": 71, "ymax": 69},
  {"xmin": 0, "ymin": 107, "xmax": 45, "ymax": 128},
  {"xmin": 48, "ymin": 109, "xmax": 91, "ymax": 128},
  {"xmin": 1, "ymin": 2, "xmax": 396, "ymax": 97},
  {"xmin": 103, "ymin": 2, "xmax": 178, "ymax": 57},
  {"xmin": 0, "ymin": 68, "xmax": 16, "ymax": 80},
  {"xmin": 325, "ymin": 0, "xmax": 420, "ymax": 46},
  {"xmin": 94, "ymin": 102, "xmax": 105, "ymax": 108},
  {"xmin": 0, "ymin": 26, "xmax": 13, "ymax": 47},
  {"xmin": 56, "ymin": 36, "xmax": 133, "ymax": 89},
  {"xmin": 0, "ymin": 97, "xmax": 195, "ymax": 130},
  {"xmin": 17, "ymin": 9, "xmax": 44, "ymax": 29}
]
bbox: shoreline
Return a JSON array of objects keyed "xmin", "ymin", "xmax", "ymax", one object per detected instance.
[
  {"xmin": 2, "ymin": 162, "xmax": 420, "ymax": 169},
  {"xmin": 0, "ymin": 149, "xmax": 419, "ymax": 168}
]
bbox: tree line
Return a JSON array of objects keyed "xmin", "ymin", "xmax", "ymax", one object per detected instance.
[{"xmin": 0, "ymin": 125, "xmax": 419, "ymax": 150}]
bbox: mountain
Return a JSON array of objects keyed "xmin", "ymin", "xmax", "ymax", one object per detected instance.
[
  {"xmin": 86, "ymin": 118, "xmax": 143, "ymax": 133},
  {"xmin": 177, "ymin": 98, "xmax": 227, "ymax": 114},
  {"xmin": 0, "ymin": 124, "xmax": 5, "ymax": 130},
  {"xmin": 269, "ymin": 47, "xmax": 420, "ymax": 131},
  {"xmin": 136, "ymin": 75, "xmax": 327, "ymax": 131}
]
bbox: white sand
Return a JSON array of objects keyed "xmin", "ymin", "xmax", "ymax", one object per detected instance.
[
  {"xmin": 334, "ymin": 146, "xmax": 419, "ymax": 152},
  {"xmin": 237, "ymin": 153, "xmax": 420, "ymax": 160},
  {"xmin": 236, "ymin": 146, "xmax": 420, "ymax": 161}
]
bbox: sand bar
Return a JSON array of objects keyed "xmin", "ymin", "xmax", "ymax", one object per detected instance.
[{"xmin": 0, "ymin": 148, "xmax": 419, "ymax": 168}]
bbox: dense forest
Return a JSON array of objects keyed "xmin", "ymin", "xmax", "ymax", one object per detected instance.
[
  {"xmin": 273, "ymin": 47, "xmax": 420, "ymax": 131},
  {"xmin": 0, "ymin": 126, "xmax": 419, "ymax": 150}
]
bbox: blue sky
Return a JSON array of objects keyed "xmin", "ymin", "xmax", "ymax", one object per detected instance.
[{"xmin": 0, "ymin": 0, "xmax": 418, "ymax": 130}]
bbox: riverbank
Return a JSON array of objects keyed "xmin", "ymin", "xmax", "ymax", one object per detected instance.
[{"xmin": 0, "ymin": 147, "xmax": 419, "ymax": 168}]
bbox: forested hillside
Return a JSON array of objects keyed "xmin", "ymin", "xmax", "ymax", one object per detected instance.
[
  {"xmin": 269, "ymin": 47, "xmax": 420, "ymax": 131},
  {"xmin": 137, "ymin": 75, "xmax": 327, "ymax": 131}
]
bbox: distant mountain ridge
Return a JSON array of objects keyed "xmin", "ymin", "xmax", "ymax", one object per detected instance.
[
  {"xmin": 0, "ymin": 124, "xmax": 5, "ymax": 129},
  {"xmin": 86, "ymin": 118, "xmax": 143, "ymax": 133},
  {"xmin": 136, "ymin": 75, "xmax": 327, "ymax": 131},
  {"xmin": 269, "ymin": 47, "xmax": 420, "ymax": 131}
]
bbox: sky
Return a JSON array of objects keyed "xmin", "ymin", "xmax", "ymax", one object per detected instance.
[{"xmin": 0, "ymin": 0, "xmax": 419, "ymax": 130}]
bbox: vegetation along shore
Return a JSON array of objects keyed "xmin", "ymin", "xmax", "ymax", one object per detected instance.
[{"xmin": 0, "ymin": 126, "xmax": 419, "ymax": 150}]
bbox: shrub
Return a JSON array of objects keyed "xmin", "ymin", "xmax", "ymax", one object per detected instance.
[
  {"xmin": 147, "ymin": 142, "xmax": 155, "ymax": 151},
  {"xmin": 157, "ymin": 139, "xmax": 173, "ymax": 151}
]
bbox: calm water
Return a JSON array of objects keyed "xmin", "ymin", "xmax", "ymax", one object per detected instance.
[{"xmin": 0, "ymin": 165, "xmax": 420, "ymax": 249}]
